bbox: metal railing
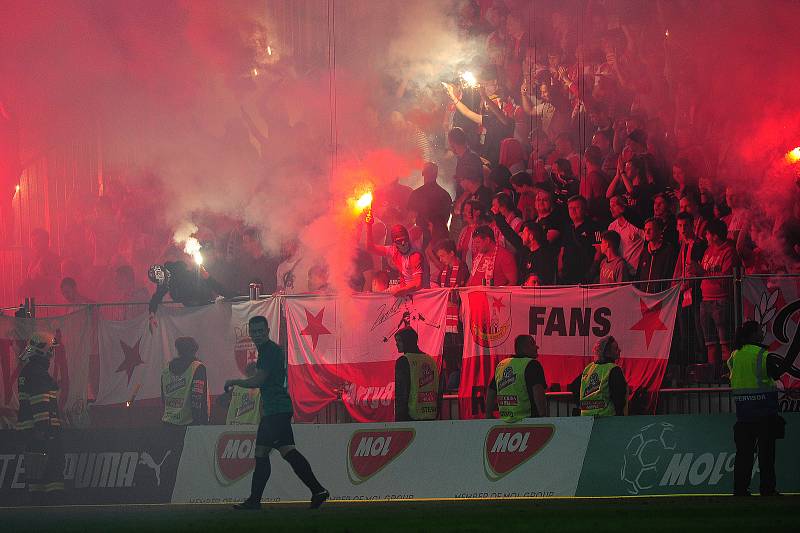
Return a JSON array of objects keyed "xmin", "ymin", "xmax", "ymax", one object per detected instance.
[
  {"xmin": 657, "ymin": 386, "xmax": 735, "ymax": 415},
  {"xmin": 7, "ymin": 272, "xmax": 794, "ymax": 426},
  {"xmin": 300, "ymin": 388, "xmax": 736, "ymax": 424}
]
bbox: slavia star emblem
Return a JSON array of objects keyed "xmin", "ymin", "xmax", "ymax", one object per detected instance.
[
  {"xmin": 301, "ymin": 308, "xmax": 332, "ymax": 350},
  {"xmin": 629, "ymin": 300, "xmax": 668, "ymax": 348},
  {"xmin": 116, "ymin": 338, "xmax": 144, "ymax": 384}
]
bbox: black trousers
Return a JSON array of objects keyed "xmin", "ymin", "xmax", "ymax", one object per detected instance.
[{"xmin": 733, "ymin": 419, "xmax": 777, "ymax": 495}]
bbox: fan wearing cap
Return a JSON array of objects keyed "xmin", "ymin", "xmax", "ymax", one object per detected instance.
[
  {"xmin": 365, "ymin": 213, "xmax": 430, "ymax": 297},
  {"xmin": 160, "ymin": 336, "xmax": 209, "ymax": 426},
  {"xmin": 569, "ymin": 335, "xmax": 628, "ymax": 417},
  {"xmin": 16, "ymin": 332, "xmax": 65, "ymax": 499}
]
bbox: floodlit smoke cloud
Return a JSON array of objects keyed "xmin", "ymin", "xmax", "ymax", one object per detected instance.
[
  {"xmin": 385, "ymin": 0, "xmax": 481, "ymax": 86},
  {"xmin": 4, "ymin": 0, "xmax": 800, "ymax": 297},
  {"xmin": 660, "ymin": 0, "xmax": 800, "ymax": 265},
  {"xmin": 0, "ymin": 0, "xmax": 441, "ymax": 293}
]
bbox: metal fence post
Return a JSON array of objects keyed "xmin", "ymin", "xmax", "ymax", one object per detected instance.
[{"xmin": 733, "ymin": 267, "xmax": 743, "ymax": 332}]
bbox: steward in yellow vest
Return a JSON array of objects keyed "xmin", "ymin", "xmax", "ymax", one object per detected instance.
[
  {"xmin": 571, "ymin": 335, "xmax": 627, "ymax": 416},
  {"xmin": 728, "ymin": 321, "xmax": 785, "ymax": 497},
  {"xmin": 161, "ymin": 337, "xmax": 209, "ymax": 425},
  {"xmin": 224, "ymin": 362, "xmax": 263, "ymax": 425},
  {"xmin": 394, "ymin": 327, "xmax": 440, "ymax": 421},
  {"xmin": 485, "ymin": 335, "xmax": 548, "ymax": 421}
]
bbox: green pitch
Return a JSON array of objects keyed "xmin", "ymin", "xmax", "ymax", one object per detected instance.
[{"xmin": 2, "ymin": 496, "xmax": 798, "ymax": 532}]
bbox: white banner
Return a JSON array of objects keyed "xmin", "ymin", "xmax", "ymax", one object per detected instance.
[
  {"xmin": 96, "ymin": 299, "xmax": 280, "ymax": 405},
  {"xmin": 171, "ymin": 417, "xmax": 594, "ymax": 503},
  {"xmin": 284, "ymin": 290, "xmax": 449, "ymax": 422},
  {"xmin": 459, "ymin": 285, "xmax": 680, "ymax": 418},
  {"xmin": 0, "ymin": 309, "xmax": 93, "ymax": 428}
]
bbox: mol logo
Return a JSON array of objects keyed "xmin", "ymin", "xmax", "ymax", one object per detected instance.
[
  {"xmin": 347, "ymin": 429, "xmax": 414, "ymax": 484},
  {"xmin": 621, "ymin": 422, "xmax": 744, "ymax": 495},
  {"xmin": 215, "ymin": 432, "xmax": 257, "ymax": 485},
  {"xmin": 483, "ymin": 425, "xmax": 554, "ymax": 481}
]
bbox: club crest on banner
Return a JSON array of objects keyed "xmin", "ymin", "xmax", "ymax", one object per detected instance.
[
  {"xmin": 468, "ymin": 291, "xmax": 512, "ymax": 348},
  {"xmin": 233, "ymin": 323, "xmax": 258, "ymax": 375},
  {"xmin": 744, "ymin": 278, "xmax": 800, "ymax": 412}
]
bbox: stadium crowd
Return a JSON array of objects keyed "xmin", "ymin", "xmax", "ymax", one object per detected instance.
[{"xmin": 10, "ymin": 1, "xmax": 800, "ymax": 382}]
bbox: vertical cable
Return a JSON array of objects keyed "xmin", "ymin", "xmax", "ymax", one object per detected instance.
[
  {"xmin": 577, "ymin": 1, "xmax": 585, "ymax": 176},
  {"xmin": 327, "ymin": 0, "xmax": 338, "ymax": 184}
]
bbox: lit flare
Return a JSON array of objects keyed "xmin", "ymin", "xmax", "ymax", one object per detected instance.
[
  {"xmin": 786, "ymin": 146, "xmax": 800, "ymax": 164},
  {"xmin": 356, "ymin": 191, "xmax": 373, "ymax": 211},
  {"xmin": 461, "ymin": 71, "xmax": 478, "ymax": 88},
  {"xmin": 184, "ymin": 237, "xmax": 204, "ymax": 266}
]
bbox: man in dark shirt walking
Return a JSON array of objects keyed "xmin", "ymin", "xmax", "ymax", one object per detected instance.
[{"xmin": 225, "ymin": 316, "xmax": 328, "ymax": 510}]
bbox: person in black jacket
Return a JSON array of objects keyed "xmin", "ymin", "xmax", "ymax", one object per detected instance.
[
  {"xmin": 16, "ymin": 332, "xmax": 64, "ymax": 503},
  {"xmin": 560, "ymin": 195, "xmax": 604, "ymax": 284},
  {"xmin": 493, "ymin": 214, "xmax": 557, "ymax": 286},
  {"xmin": 147, "ymin": 260, "xmax": 230, "ymax": 331},
  {"xmin": 636, "ymin": 218, "xmax": 677, "ymax": 293}
]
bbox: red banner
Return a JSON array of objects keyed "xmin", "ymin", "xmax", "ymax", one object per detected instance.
[
  {"xmin": 458, "ymin": 286, "xmax": 680, "ymax": 418},
  {"xmin": 284, "ymin": 290, "xmax": 449, "ymax": 422}
]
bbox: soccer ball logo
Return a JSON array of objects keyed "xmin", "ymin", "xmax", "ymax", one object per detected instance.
[{"xmin": 620, "ymin": 422, "xmax": 677, "ymax": 495}]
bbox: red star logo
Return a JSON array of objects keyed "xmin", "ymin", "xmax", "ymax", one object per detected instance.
[
  {"xmin": 492, "ymin": 297, "xmax": 506, "ymax": 311},
  {"xmin": 116, "ymin": 338, "xmax": 143, "ymax": 384},
  {"xmin": 301, "ymin": 308, "xmax": 332, "ymax": 350},
  {"xmin": 629, "ymin": 300, "xmax": 668, "ymax": 348}
]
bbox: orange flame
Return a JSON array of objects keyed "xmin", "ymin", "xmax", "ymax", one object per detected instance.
[
  {"xmin": 786, "ymin": 146, "xmax": 800, "ymax": 164},
  {"xmin": 348, "ymin": 186, "xmax": 374, "ymax": 217}
]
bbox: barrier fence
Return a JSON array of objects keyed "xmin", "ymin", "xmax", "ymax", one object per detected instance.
[{"xmin": 2, "ymin": 274, "xmax": 799, "ymax": 428}]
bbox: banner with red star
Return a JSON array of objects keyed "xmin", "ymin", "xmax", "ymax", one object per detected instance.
[
  {"xmin": 460, "ymin": 285, "xmax": 680, "ymax": 418},
  {"xmin": 96, "ymin": 298, "xmax": 280, "ymax": 406},
  {"xmin": 284, "ymin": 289, "xmax": 449, "ymax": 422}
]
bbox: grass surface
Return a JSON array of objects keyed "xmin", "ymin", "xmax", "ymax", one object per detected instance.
[{"xmin": 2, "ymin": 496, "xmax": 799, "ymax": 532}]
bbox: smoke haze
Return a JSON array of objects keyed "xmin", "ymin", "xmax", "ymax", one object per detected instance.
[{"xmin": 1, "ymin": 0, "xmax": 800, "ymax": 302}]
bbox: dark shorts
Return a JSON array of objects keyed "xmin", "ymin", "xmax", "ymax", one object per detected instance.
[
  {"xmin": 256, "ymin": 412, "xmax": 295, "ymax": 449},
  {"xmin": 700, "ymin": 299, "xmax": 733, "ymax": 346}
]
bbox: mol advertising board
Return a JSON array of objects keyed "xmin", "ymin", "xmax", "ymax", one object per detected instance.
[
  {"xmin": 171, "ymin": 418, "xmax": 593, "ymax": 503},
  {"xmin": 576, "ymin": 414, "xmax": 800, "ymax": 496}
]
